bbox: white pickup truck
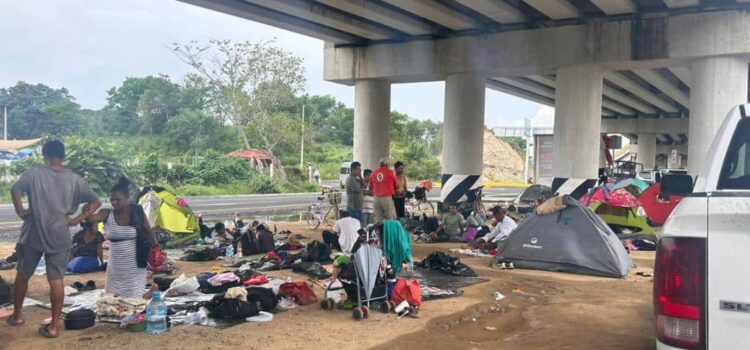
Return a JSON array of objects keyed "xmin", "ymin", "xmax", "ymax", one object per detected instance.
[{"xmin": 655, "ymin": 104, "xmax": 750, "ymax": 350}]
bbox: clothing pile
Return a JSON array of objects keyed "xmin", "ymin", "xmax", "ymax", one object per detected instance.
[
  {"xmin": 180, "ymin": 245, "xmax": 221, "ymax": 262},
  {"xmin": 96, "ymin": 293, "xmax": 148, "ymax": 318},
  {"xmin": 418, "ymin": 251, "xmax": 477, "ymax": 277}
]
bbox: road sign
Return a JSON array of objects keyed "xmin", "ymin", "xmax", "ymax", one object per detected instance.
[{"xmin": 523, "ymin": 118, "xmax": 531, "ymax": 137}]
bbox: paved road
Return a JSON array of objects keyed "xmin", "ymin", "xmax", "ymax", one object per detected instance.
[{"xmin": 0, "ymin": 186, "xmax": 523, "ymax": 240}]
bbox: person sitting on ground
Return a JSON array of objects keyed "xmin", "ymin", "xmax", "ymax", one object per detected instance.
[
  {"xmin": 323, "ymin": 211, "xmax": 362, "ymax": 253},
  {"xmin": 67, "ymin": 222, "xmax": 105, "ymax": 274},
  {"xmin": 211, "ymin": 223, "xmax": 234, "ymax": 243},
  {"xmin": 233, "ymin": 212, "xmax": 245, "ymax": 230},
  {"xmin": 430, "ymin": 204, "xmax": 466, "ymax": 242},
  {"xmin": 473, "ymin": 206, "xmax": 517, "ymax": 251},
  {"xmin": 197, "ymin": 212, "xmax": 211, "ymax": 240}
]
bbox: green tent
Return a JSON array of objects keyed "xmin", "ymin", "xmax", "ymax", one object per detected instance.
[{"xmin": 133, "ymin": 186, "xmax": 200, "ymax": 236}]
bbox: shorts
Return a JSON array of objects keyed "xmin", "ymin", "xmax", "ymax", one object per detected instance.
[{"xmin": 16, "ymin": 243, "xmax": 67, "ymax": 280}]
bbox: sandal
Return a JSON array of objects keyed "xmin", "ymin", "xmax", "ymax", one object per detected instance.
[
  {"xmin": 71, "ymin": 281, "xmax": 85, "ymax": 291},
  {"xmin": 38, "ymin": 324, "xmax": 59, "ymax": 338},
  {"xmin": 6, "ymin": 316, "xmax": 25, "ymax": 326},
  {"xmin": 84, "ymin": 280, "xmax": 97, "ymax": 291}
]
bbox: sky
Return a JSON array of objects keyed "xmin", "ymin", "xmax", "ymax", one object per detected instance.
[{"xmin": 0, "ymin": 0, "xmax": 551, "ymax": 128}]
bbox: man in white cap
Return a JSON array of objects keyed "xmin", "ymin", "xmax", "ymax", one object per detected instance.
[{"xmin": 368, "ymin": 157, "xmax": 398, "ymax": 222}]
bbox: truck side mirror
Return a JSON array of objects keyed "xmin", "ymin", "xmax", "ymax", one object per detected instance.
[{"xmin": 661, "ymin": 174, "xmax": 694, "ymax": 196}]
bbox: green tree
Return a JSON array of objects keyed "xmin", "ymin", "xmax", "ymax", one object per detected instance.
[
  {"xmin": 394, "ymin": 140, "xmax": 441, "ymax": 181},
  {"xmin": 104, "ymin": 75, "xmax": 181, "ymax": 135},
  {"xmin": 171, "ymin": 39, "xmax": 306, "ymax": 151},
  {"xmin": 0, "ymin": 81, "xmax": 86, "ymax": 139},
  {"xmin": 501, "ymin": 136, "xmax": 527, "ymax": 156},
  {"xmin": 164, "ymin": 109, "xmax": 237, "ymax": 154}
]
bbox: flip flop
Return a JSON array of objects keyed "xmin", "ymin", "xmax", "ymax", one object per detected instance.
[
  {"xmin": 84, "ymin": 280, "xmax": 96, "ymax": 291},
  {"xmin": 0, "ymin": 307, "xmax": 12, "ymax": 319},
  {"xmin": 38, "ymin": 324, "xmax": 59, "ymax": 338},
  {"xmin": 71, "ymin": 281, "xmax": 85, "ymax": 291},
  {"xmin": 6, "ymin": 316, "xmax": 25, "ymax": 326}
]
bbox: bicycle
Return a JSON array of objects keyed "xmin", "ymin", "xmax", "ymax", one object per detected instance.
[
  {"xmin": 406, "ymin": 185, "xmax": 435, "ymax": 220},
  {"xmin": 306, "ymin": 187, "xmax": 342, "ymax": 229}
]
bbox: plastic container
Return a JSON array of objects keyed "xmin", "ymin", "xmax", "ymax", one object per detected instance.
[
  {"xmin": 213, "ymin": 239, "xmax": 220, "ymax": 249},
  {"xmin": 225, "ymin": 245, "xmax": 234, "ymax": 258},
  {"xmin": 34, "ymin": 255, "xmax": 46, "ymax": 276},
  {"xmin": 146, "ymin": 291, "xmax": 168, "ymax": 334}
]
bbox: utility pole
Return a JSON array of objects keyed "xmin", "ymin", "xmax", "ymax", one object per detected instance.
[
  {"xmin": 300, "ymin": 104, "xmax": 305, "ymax": 168},
  {"xmin": 523, "ymin": 118, "xmax": 531, "ymax": 184},
  {"xmin": 3, "ymin": 105, "xmax": 7, "ymax": 141}
]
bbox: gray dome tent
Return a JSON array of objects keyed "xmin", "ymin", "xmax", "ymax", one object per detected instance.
[{"xmin": 492, "ymin": 196, "xmax": 633, "ymax": 278}]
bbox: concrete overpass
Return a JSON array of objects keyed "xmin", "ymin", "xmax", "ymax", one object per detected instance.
[{"xmin": 180, "ymin": 0, "xmax": 750, "ymax": 188}]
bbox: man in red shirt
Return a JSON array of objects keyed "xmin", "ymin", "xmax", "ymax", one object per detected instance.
[{"xmin": 369, "ymin": 157, "xmax": 398, "ymax": 222}]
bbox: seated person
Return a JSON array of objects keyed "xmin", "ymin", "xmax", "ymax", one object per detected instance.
[
  {"xmin": 473, "ymin": 206, "xmax": 517, "ymax": 251},
  {"xmin": 430, "ymin": 205, "xmax": 466, "ymax": 242},
  {"xmin": 323, "ymin": 211, "xmax": 361, "ymax": 253},
  {"xmin": 67, "ymin": 222, "xmax": 105, "ymax": 274},
  {"xmin": 197, "ymin": 212, "xmax": 212, "ymax": 240},
  {"xmin": 211, "ymin": 223, "xmax": 234, "ymax": 242},
  {"xmin": 233, "ymin": 212, "xmax": 246, "ymax": 230}
]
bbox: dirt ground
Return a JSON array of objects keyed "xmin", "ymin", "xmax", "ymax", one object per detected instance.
[{"xmin": 0, "ymin": 222, "xmax": 656, "ymax": 350}]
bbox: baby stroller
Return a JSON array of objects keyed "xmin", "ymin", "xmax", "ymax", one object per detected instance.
[{"xmin": 320, "ymin": 243, "xmax": 391, "ymax": 320}]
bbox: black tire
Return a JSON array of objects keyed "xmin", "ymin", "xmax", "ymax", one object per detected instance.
[
  {"xmin": 320, "ymin": 299, "xmax": 331, "ymax": 310},
  {"xmin": 352, "ymin": 308, "xmax": 364, "ymax": 321}
]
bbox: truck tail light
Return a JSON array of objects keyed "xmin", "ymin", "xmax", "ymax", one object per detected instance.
[{"xmin": 654, "ymin": 237, "xmax": 706, "ymax": 349}]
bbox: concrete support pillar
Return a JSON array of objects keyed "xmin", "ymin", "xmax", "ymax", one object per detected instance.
[
  {"xmin": 552, "ymin": 65, "xmax": 603, "ymax": 179},
  {"xmin": 442, "ymin": 73, "xmax": 486, "ymax": 177},
  {"xmin": 353, "ymin": 80, "xmax": 391, "ymax": 170},
  {"xmin": 637, "ymin": 133, "xmax": 656, "ymax": 169},
  {"xmin": 688, "ymin": 56, "xmax": 749, "ymax": 174}
]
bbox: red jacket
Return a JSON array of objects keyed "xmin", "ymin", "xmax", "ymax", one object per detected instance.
[{"xmin": 370, "ymin": 166, "xmax": 398, "ymax": 197}]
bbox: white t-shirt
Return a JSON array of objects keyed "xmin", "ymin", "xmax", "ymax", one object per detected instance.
[
  {"xmin": 334, "ymin": 217, "xmax": 361, "ymax": 253},
  {"xmin": 481, "ymin": 216, "xmax": 518, "ymax": 243}
]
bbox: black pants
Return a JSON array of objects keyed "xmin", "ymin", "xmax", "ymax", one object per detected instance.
[
  {"xmin": 394, "ymin": 197, "xmax": 406, "ymax": 219},
  {"xmin": 322, "ymin": 230, "xmax": 342, "ymax": 252}
]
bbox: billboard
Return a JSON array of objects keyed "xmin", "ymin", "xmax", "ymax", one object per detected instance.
[{"xmin": 534, "ymin": 134, "xmax": 554, "ymax": 180}]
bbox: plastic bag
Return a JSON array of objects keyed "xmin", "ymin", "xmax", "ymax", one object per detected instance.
[
  {"xmin": 278, "ymin": 282, "xmax": 318, "ymax": 306},
  {"xmin": 391, "ymin": 278, "xmax": 422, "ymax": 308},
  {"xmin": 165, "ymin": 274, "xmax": 200, "ymax": 297},
  {"xmin": 148, "ymin": 248, "xmax": 169, "ymax": 273}
]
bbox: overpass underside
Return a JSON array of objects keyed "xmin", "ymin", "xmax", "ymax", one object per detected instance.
[{"xmin": 181, "ymin": 0, "xmax": 750, "ymax": 185}]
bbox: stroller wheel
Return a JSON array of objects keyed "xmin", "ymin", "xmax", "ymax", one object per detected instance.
[
  {"xmin": 361, "ymin": 306, "xmax": 370, "ymax": 319},
  {"xmin": 352, "ymin": 308, "xmax": 364, "ymax": 321},
  {"xmin": 327, "ymin": 298, "xmax": 337, "ymax": 310},
  {"xmin": 379, "ymin": 302, "xmax": 390, "ymax": 314},
  {"xmin": 320, "ymin": 299, "xmax": 331, "ymax": 310}
]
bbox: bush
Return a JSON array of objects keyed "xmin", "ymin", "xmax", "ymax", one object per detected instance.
[{"xmin": 191, "ymin": 150, "xmax": 251, "ymax": 186}]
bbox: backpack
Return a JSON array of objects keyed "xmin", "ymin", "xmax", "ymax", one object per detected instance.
[
  {"xmin": 304, "ymin": 240, "xmax": 332, "ymax": 263},
  {"xmin": 257, "ymin": 229, "xmax": 275, "ymax": 253},
  {"xmin": 279, "ymin": 282, "xmax": 317, "ymax": 306}
]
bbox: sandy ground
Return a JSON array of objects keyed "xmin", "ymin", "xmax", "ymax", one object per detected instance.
[{"xmin": 0, "ymin": 223, "xmax": 656, "ymax": 350}]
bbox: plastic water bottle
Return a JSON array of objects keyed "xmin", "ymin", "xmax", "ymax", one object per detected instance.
[
  {"xmin": 213, "ymin": 239, "xmax": 220, "ymax": 249},
  {"xmin": 225, "ymin": 245, "xmax": 234, "ymax": 258},
  {"xmin": 34, "ymin": 255, "xmax": 46, "ymax": 276},
  {"xmin": 146, "ymin": 291, "xmax": 168, "ymax": 334}
]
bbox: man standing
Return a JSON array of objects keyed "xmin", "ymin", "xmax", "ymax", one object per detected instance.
[
  {"xmin": 476, "ymin": 206, "xmax": 517, "ymax": 250},
  {"xmin": 369, "ymin": 157, "xmax": 398, "ymax": 222},
  {"xmin": 345, "ymin": 161, "xmax": 364, "ymax": 223},
  {"xmin": 8, "ymin": 140, "xmax": 101, "ymax": 338},
  {"xmin": 393, "ymin": 161, "xmax": 408, "ymax": 219},
  {"xmin": 431, "ymin": 204, "xmax": 466, "ymax": 242},
  {"xmin": 361, "ymin": 169, "xmax": 374, "ymax": 227}
]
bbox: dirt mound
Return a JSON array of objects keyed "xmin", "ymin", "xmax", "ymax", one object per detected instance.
[{"xmin": 483, "ymin": 129, "xmax": 525, "ymax": 182}]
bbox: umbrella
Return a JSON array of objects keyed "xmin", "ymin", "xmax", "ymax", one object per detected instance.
[
  {"xmin": 354, "ymin": 244, "xmax": 383, "ymax": 300},
  {"xmin": 608, "ymin": 178, "xmax": 650, "ymax": 196}
]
